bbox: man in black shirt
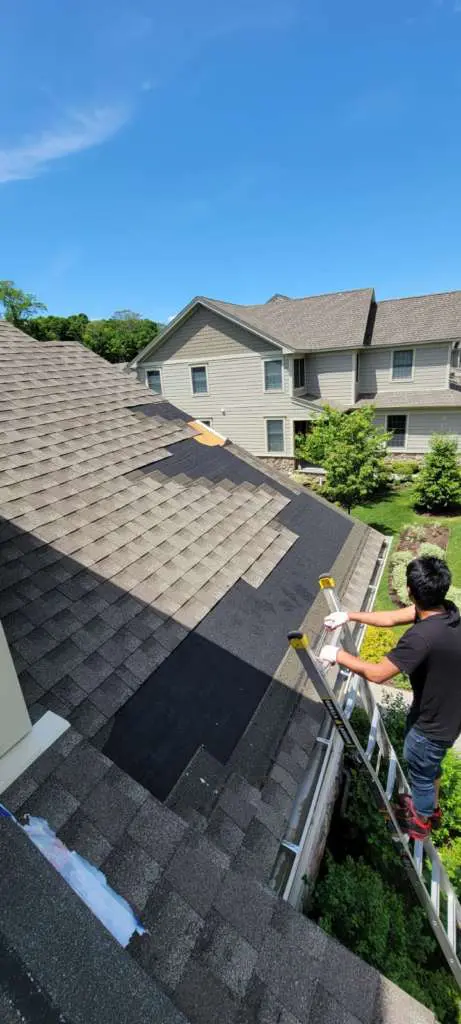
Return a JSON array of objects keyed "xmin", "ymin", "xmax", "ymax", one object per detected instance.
[{"xmin": 320, "ymin": 556, "xmax": 461, "ymax": 840}]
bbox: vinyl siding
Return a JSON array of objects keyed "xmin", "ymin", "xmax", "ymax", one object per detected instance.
[
  {"xmin": 375, "ymin": 409, "xmax": 461, "ymax": 453},
  {"xmin": 359, "ymin": 342, "xmax": 450, "ymax": 393},
  {"xmin": 137, "ymin": 306, "xmax": 280, "ymax": 363},
  {"xmin": 138, "ymin": 354, "xmax": 314, "ymax": 456},
  {"xmin": 306, "ymin": 351, "xmax": 355, "ymax": 403}
]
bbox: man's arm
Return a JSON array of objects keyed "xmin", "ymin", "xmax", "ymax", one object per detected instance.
[
  {"xmin": 334, "ymin": 650, "xmax": 401, "ymax": 685},
  {"xmin": 349, "ymin": 606, "xmax": 416, "ymax": 628},
  {"xmin": 325, "ymin": 606, "xmax": 416, "ymax": 630}
]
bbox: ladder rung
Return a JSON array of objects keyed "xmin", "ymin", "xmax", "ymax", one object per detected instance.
[
  {"xmin": 413, "ymin": 840, "xmax": 424, "ymax": 877},
  {"xmin": 431, "ymin": 858, "xmax": 441, "ymax": 916},
  {"xmin": 448, "ymin": 891, "xmax": 457, "ymax": 948},
  {"xmin": 385, "ymin": 753, "xmax": 397, "ymax": 800},
  {"xmin": 365, "ymin": 707, "xmax": 380, "ymax": 760}
]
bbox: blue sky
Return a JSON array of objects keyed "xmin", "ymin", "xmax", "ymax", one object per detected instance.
[{"xmin": 1, "ymin": 0, "xmax": 461, "ymax": 322}]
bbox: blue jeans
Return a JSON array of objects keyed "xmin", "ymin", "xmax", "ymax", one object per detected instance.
[{"xmin": 403, "ymin": 726, "xmax": 449, "ymax": 817}]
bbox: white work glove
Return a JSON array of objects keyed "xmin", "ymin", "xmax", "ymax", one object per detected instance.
[
  {"xmin": 319, "ymin": 644, "xmax": 339, "ymax": 665},
  {"xmin": 324, "ymin": 611, "xmax": 349, "ymax": 631}
]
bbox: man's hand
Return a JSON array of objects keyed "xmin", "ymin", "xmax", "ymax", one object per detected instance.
[
  {"xmin": 319, "ymin": 644, "xmax": 339, "ymax": 665},
  {"xmin": 324, "ymin": 611, "xmax": 349, "ymax": 631}
]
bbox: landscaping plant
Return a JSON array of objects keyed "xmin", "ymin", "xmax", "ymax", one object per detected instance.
[
  {"xmin": 413, "ymin": 436, "xmax": 461, "ymax": 513},
  {"xmin": 296, "ymin": 405, "xmax": 391, "ymax": 512}
]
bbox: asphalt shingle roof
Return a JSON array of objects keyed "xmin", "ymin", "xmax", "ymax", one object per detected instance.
[
  {"xmin": 371, "ymin": 290, "xmax": 461, "ymax": 347},
  {"xmin": 0, "ymin": 321, "xmax": 432, "ymax": 1024},
  {"xmin": 203, "ymin": 288, "xmax": 374, "ymax": 352},
  {"xmin": 355, "ymin": 386, "xmax": 461, "ymax": 409}
]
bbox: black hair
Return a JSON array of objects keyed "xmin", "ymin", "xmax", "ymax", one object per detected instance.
[{"xmin": 406, "ymin": 556, "xmax": 451, "ymax": 610}]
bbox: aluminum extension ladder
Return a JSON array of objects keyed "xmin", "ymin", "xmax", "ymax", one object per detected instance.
[{"xmin": 288, "ymin": 574, "xmax": 461, "ymax": 989}]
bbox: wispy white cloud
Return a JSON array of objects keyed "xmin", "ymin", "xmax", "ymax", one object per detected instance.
[{"xmin": 0, "ymin": 106, "xmax": 129, "ymax": 184}]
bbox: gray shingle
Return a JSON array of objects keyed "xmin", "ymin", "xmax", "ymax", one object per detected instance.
[
  {"xmin": 59, "ymin": 810, "xmax": 112, "ymax": 867},
  {"xmin": 318, "ymin": 936, "xmax": 379, "ymax": 1024},
  {"xmin": 197, "ymin": 910, "xmax": 258, "ymax": 998},
  {"xmin": 17, "ymin": 778, "xmax": 79, "ymax": 832},
  {"xmin": 81, "ymin": 768, "xmax": 148, "ymax": 844},
  {"xmin": 128, "ymin": 797, "xmax": 188, "ymax": 866},
  {"xmin": 213, "ymin": 872, "xmax": 276, "ymax": 950},
  {"xmin": 102, "ymin": 834, "xmax": 162, "ymax": 912},
  {"xmin": 308, "ymin": 986, "xmax": 363, "ymax": 1024},
  {"xmin": 255, "ymin": 927, "xmax": 318, "ymax": 1024},
  {"xmin": 164, "ymin": 833, "xmax": 230, "ymax": 917},
  {"xmin": 53, "ymin": 741, "xmax": 112, "ymax": 800},
  {"xmin": 134, "ymin": 887, "xmax": 204, "ymax": 991},
  {"xmin": 175, "ymin": 959, "xmax": 239, "ymax": 1024},
  {"xmin": 89, "ymin": 672, "xmax": 133, "ymax": 716}
]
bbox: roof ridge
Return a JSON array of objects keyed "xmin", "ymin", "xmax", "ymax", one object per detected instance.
[
  {"xmin": 378, "ymin": 288, "xmax": 461, "ymax": 305},
  {"xmin": 206, "ymin": 286, "xmax": 373, "ymax": 310}
]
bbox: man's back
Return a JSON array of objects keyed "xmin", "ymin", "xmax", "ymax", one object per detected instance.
[{"xmin": 389, "ymin": 600, "xmax": 461, "ymax": 745}]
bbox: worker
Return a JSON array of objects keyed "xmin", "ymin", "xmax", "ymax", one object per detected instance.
[{"xmin": 320, "ymin": 556, "xmax": 461, "ymax": 840}]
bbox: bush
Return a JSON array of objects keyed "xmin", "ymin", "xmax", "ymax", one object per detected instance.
[
  {"xmin": 391, "ymin": 559, "xmax": 411, "ymax": 604},
  {"xmin": 389, "ymin": 460, "xmax": 420, "ymax": 479},
  {"xmin": 418, "ymin": 542, "xmax": 446, "ymax": 558},
  {"xmin": 440, "ymin": 838, "xmax": 461, "ymax": 893},
  {"xmin": 360, "ymin": 626, "xmax": 396, "ymax": 661},
  {"xmin": 413, "ymin": 435, "xmax": 461, "ymax": 512},
  {"xmin": 312, "ymin": 856, "xmax": 459, "ymax": 1021}
]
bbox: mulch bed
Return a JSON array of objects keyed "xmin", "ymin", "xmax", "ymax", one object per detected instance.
[{"xmin": 397, "ymin": 523, "xmax": 449, "ymax": 556}]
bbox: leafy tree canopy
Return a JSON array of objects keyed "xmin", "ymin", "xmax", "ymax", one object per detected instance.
[
  {"xmin": 1, "ymin": 280, "xmax": 159, "ymax": 363},
  {"xmin": 0, "ymin": 280, "xmax": 47, "ymax": 325},
  {"xmin": 296, "ymin": 405, "xmax": 391, "ymax": 512}
]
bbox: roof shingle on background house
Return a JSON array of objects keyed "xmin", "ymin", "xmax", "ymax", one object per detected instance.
[
  {"xmin": 0, "ymin": 321, "xmax": 435, "ymax": 1024},
  {"xmin": 205, "ymin": 288, "xmax": 375, "ymax": 352},
  {"xmin": 370, "ymin": 290, "xmax": 461, "ymax": 347}
]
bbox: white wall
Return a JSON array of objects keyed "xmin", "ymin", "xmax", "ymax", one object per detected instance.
[
  {"xmin": 140, "ymin": 353, "xmax": 314, "ymax": 457},
  {"xmin": 359, "ymin": 342, "xmax": 450, "ymax": 394},
  {"xmin": 375, "ymin": 409, "xmax": 461, "ymax": 453},
  {"xmin": 306, "ymin": 351, "xmax": 355, "ymax": 404},
  {"xmin": 0, "ymin": 621, "xmax": 31, "ymax": 758}
]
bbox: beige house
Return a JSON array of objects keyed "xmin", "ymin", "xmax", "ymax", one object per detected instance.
[{"xmin": 131, "ymin": 288, "xmax": 461, "ymax": 462}]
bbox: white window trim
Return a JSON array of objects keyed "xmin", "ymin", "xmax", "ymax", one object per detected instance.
[
  {"xmin": 386, "ymin": 412, "xmax": 409, "ymax": 450},
  {"xmin": 263, "ymin": 356, "xmax": 284, "ymax": 393},
  {"xmin": 190, "ymin": 363, "xmax": 209, "ymax": 396},
  {"xmin": 265, "ymin": 417, "xmax": 286, "ymax": 455},
  {"xmin": 145, "ymin": 366, "xmax": 163, "ymax": 394},
  {"xmin": 390, "ymin": 348, "xmax": 415, "ymax": 383},
  {"xmin": 197, "ymin": 418, "xmax": 213, "ymax": 428}
]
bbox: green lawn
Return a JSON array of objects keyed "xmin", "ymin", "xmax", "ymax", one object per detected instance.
[{"xmin": 352, "ymin": 484, "xmax": 461, "ymax": 647}]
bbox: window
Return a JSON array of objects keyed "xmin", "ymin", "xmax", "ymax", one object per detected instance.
[
  {"xmin": 294, "ymin": 358, "xmax": 305, "ymax": 390},
  {"xmin": 392, "ymin": 349, "xmax": 413, "ymax": 380},
  {"xmin": 266, "ymin": 418, "xmax": 285, "ymax": 453},
  {"xmin": 191, "ymin": 365, "xmax": 208, "ymax": 394},
  {"xmin": 451, "ymin": 342, "xmax": 461, "ymax": 369},
  {"xmin": 264, "ymin": 358, "xmax": 283, "ymax": 391},
  {"xmin": 146, "ymin": 369, "xmax": 162, "ymax": 394},
  {"xmin": 387, "ymin": 414, "xmax": 407, "ymax": 448},
  {"xmin": 356, "ymin": 353, "xmax": 360, "ymax": 382}
]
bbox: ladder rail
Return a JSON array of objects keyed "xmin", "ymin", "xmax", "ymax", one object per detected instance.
[{"xmin": 288, "ymin": 575, "xmax": 461, "ymax": 989}]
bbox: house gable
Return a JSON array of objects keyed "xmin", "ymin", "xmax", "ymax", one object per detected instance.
[{"xmin": 136, "ymin": 304, "xmax": 283, "ymax": 366}]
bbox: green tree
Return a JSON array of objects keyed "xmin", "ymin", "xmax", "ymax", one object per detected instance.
[
  {"xmin": 0, "ymin": 280, "xmax": 47, "ymax": 325},
  {"xmin": 110, "ymin": 309, "xmax": 142, "ymax": 321},
  {"xmin": 296, "ymin": 405, "xmax": 391, "ymax": 512},
  {"xmin": 82, "ymin": 317, "xmax": 159, "ymax": 363},
  {"xmin": 25, "ymin": 313, "xmax": 89, "ymax": 342},
  {"xmin": 413, "ymin": 435, "xmax": 461, "ymax": 513}
]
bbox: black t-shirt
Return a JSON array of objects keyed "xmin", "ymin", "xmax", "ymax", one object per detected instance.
[{"xmin": 388, "ymin": 601, "xmax": 461, "ymax": 745}]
